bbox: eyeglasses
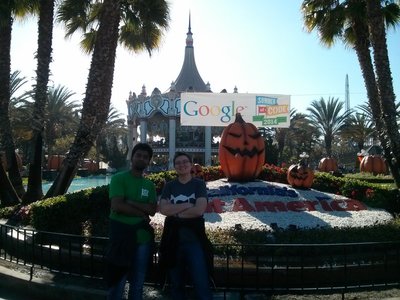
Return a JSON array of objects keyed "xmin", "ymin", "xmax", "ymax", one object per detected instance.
[{"xmin": 175, "ymin": 160, "xmax": 191, "ymax": 166}]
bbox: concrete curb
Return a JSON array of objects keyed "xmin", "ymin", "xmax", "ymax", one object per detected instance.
[
  {"xmin": 0, "ymin": 260, "xmax": 106, "ymax": 300},
  {"xmin": 1, "ymin": 259, "xmax": 400, "ymax": 300}
]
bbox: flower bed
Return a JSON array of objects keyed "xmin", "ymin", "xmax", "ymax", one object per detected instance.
[{"xmin": 151, "ymin": 179, "xmax": 393, "ymax": 231}]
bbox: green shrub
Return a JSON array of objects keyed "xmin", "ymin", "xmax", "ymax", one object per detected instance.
[
  {"xmin": 344, "ymin": 173, "xmax": 395, "ymax": 184},
  {"xmin": 30, "ymin": 185, "xmax": 109, "ymax": 235},
  {"xmin": 0, "ymin": 205, "xmax": 20, "ymax": 220},
  {"xmin": 2, "ymin": 165, "xmax": 399, "ymax": 242}
]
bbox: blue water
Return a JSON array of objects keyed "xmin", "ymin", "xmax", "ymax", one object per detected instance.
[{"xmin": 42, "ymin": 175, "xmax": 112, "ymax": 194}]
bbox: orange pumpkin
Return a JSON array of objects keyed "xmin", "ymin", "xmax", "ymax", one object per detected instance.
[
  {"xmin": 318, "ymin": 157, "xmax": 338, "ymax": 172},
  {"xmin": 287, "ymin": 163, "xmax": 314, "ymax": 188},
  {"xmin": 191, "ymin": 163, "xmax": 204, "ymax": 179},
  {"xmin": 360, "ymin": 155, "xmax": 387, "ymax": 175},
  {"xmin": 219, "ymin": 113, "xmax": 265, "ymax": 182}
]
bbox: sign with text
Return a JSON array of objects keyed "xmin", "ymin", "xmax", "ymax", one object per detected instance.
[{"xmin": 180, "ymin": 93, "xmax": 290, "ymax": 127}]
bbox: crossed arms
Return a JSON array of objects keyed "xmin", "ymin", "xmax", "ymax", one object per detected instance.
[
  {"xmin": 159, "ymin": 197, "xmax": 207, "ymax": 218},
  {"xmin": 111, "ymin": 197, "xmax": 157, "ymax": 217}
]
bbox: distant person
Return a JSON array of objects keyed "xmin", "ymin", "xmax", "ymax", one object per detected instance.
[
  {"xmin": 159, "ymin": 152, "xmax": 213, "ymax": 300},
  {"xmin": 105, "ymin": 143, "xmax": 157, "ymax": 300}
]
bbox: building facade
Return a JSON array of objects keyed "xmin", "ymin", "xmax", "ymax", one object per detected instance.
[{"xmin": 126, "ymin": 18, "xmax": 236, "ymax": 170}]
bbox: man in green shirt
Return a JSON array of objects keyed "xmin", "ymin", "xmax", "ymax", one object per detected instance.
[{"xmin": 106, "ymin": 143, "xmax": 157, "ymax": 300}]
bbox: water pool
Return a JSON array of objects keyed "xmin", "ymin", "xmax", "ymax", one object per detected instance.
[{"xmin": 42, "ymin": 175, "xmax": 112, "ymax": 194}]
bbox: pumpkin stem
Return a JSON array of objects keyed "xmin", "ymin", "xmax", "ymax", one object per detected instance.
[
  {"xmin": 299, "ymin": 159, "xmax": 306, "ymax": 167},
  {"xmin": 235, "ymin": 113, "xmax": 245, "ymax": 123},
  {"xmin": 299, "ymin": 152, "xmax": 309, "ymax": 167}
]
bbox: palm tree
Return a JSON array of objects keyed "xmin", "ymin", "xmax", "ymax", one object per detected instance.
[
  {"xmin": 58, "ymin": 0, "xmax": 170, "ymax": 55},
  {"xmin": 44, "ymin": 85, "xmax": 80, "ymax": 156},
  {"xmin": 286, "ymin": 112, "xmax": 320, "ymax": 163},
  {"xmin": 301, "ymin": 0, "xmax": 400, "ymax": 187},
  {"xmin": 356, "ymin": 103, "xmax": 380, "ymax": 143},
  {"xmin": 9, "ymin": 70, "xmax": 28, "ymax": 99},
  {"xmin": 96, "ymin": 106, "xmax": 127, "ymax": 168},
  {"xmin": 23, "ymin": 0, "xmax": 56, "ymax": 203},
  {"xmin": 307, "ymin": 97, "xmax": 352, "ymax": 157},
  {"xmin": 358, "ymin": 101, "xmax": 400, "ymax": 133},
  {"xmin": 0, "ymin": 1, "xmax": 33, "ymax": 201},
  {"xmin": 46, "ymin": 0, "xmax": 170, "ymax": 197},
  {"xmin": 341, "ymin": 112, "xmax": 374, "ymax": 151},
  {"xmin": 9, "ymin": 71, "xmax": 31, "ymax": 163},
  {"xmin": 13, "ymin": 85, "xmax": 80, "ymax": 158},
  {"xmin": 365, "ymin": 0, "xmax": 400, "ymax": 171},
  {"xmin": 274, "ymin": 109, "xmax": 297, "ymax": 165},
  {"xmin": 9, "ymin": 70, "xmax": 30, "ymax": 135}
]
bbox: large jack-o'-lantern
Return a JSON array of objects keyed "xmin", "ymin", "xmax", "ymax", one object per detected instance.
[{"xmin": 219, "ymin": 113, "xmax": 265, "ymax": 182}]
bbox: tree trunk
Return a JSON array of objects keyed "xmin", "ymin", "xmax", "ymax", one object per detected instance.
[
  {"xmin": 366, "ymin": 0, "xmax": 400, "ymax": 188},
  {"xmin": 0, "ymin": 7, "xmax": 24, "ymax": 198},
  {"xmin": 0, "ymin": 160, "xmax": 21, "ymax": 206},
  {"xmin": 45, "ymin": 0, "xmax": 121, "ymax": 197},
  {"xmin": 23, "ymin": 0, "xmax": 55, "ymax": 203},
  {"xmin": 350, "ymin": 12, "xmax": 400, "ymax": 187},
  {"xmin": 0, "ymin": 162, "xmax": 20, "ymax": 207},
  {"xmin": 23, "ymin": 133, "xmax": 45, "ymax": 203},
  {"xmin": 275, "ymin": 128, "xmax": 287, "ymax": 165},
  {"xmin": 325, "ymin": 135, "xmax": 332, "ymax": 158}
]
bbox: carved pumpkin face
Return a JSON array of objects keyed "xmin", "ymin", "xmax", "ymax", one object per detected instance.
[
  {"xmin": 219, "ymin": 113, "xmax": 265, "ymax": 182},
  {"xmin": 287, "ymin": 164, "xmax": 314, "ymax": 188}
]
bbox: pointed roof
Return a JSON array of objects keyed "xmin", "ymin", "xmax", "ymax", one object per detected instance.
[{"xmin": 173, "ymin": 14, "xmax": 208, "ymax": 93}]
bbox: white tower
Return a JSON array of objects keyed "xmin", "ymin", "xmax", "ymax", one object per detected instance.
[{"xmin": 345, "ymin": 74, "xmax": 350, "ymax": 112}]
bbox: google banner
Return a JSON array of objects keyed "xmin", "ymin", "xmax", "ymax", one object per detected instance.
[{"xmin": 180, "ymin": 93, "xmax": 290, "ymax": 127}]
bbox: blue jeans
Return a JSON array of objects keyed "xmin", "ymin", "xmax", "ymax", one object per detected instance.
[
  {"xmin": 107, "ymin": 242, "xmax": 151, "ymax": 300},
  {"xmin": 169, "ymin": 241, "xmax": 212, "ymax": 300}
]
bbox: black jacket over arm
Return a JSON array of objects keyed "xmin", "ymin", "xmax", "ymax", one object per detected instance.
[{"xmin": 158, "ymin": 216, "xmax": 213, "ymax": 275}]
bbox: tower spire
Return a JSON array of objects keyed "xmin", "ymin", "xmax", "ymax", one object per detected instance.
[
  {"xmin": 173, "ymin": 13, "xmax": 207, "ymax": 92},
  {"xmin": 186, "ymin": 11, "xmax": 193, "ymax": 47},
  {"xmin": 188, "ymin": 11, "xmax": 191, "ymax": 33}
]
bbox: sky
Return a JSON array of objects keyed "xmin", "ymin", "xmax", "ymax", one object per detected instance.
[{"xmin": 10, "ymin": 0, "xmax": 400, "ymax": 118}]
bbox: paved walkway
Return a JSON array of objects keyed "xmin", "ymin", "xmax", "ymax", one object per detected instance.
[{"xmin": 1, "ymin": 259, "xmax": 400, "ymax": 300}]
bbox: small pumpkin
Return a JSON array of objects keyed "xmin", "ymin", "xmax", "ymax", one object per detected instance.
[
  {"xmin": 360, "ymin": 155, "xmax": 387, "ymax": 175},
  {"xmin": 219, "ymin": 113, "xmax": 265, "ymax": 182},
  {"xmin": 191, "ymin": 163, "xmax": 204, "ymax": 179},
  {"xmin": 287, "ymin": 162, "xmax": 314, "ymax": 189},
  {"xmin": 318, "ymin": 157, "xmax": 338, "ymax": 172}
]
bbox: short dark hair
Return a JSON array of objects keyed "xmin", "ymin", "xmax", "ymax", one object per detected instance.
[
  {"xmin": 131, "ymin": 143, "xmax": 153, "ymax": 160},
  {"xmin": 173, "ymin": 151, "xmax": 192, "ymax": 165}
]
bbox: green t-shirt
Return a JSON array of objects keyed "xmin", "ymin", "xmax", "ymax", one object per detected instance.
[{"xmin": 109, "ymin": 170, "xmax": 156, "ymax": 243}]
